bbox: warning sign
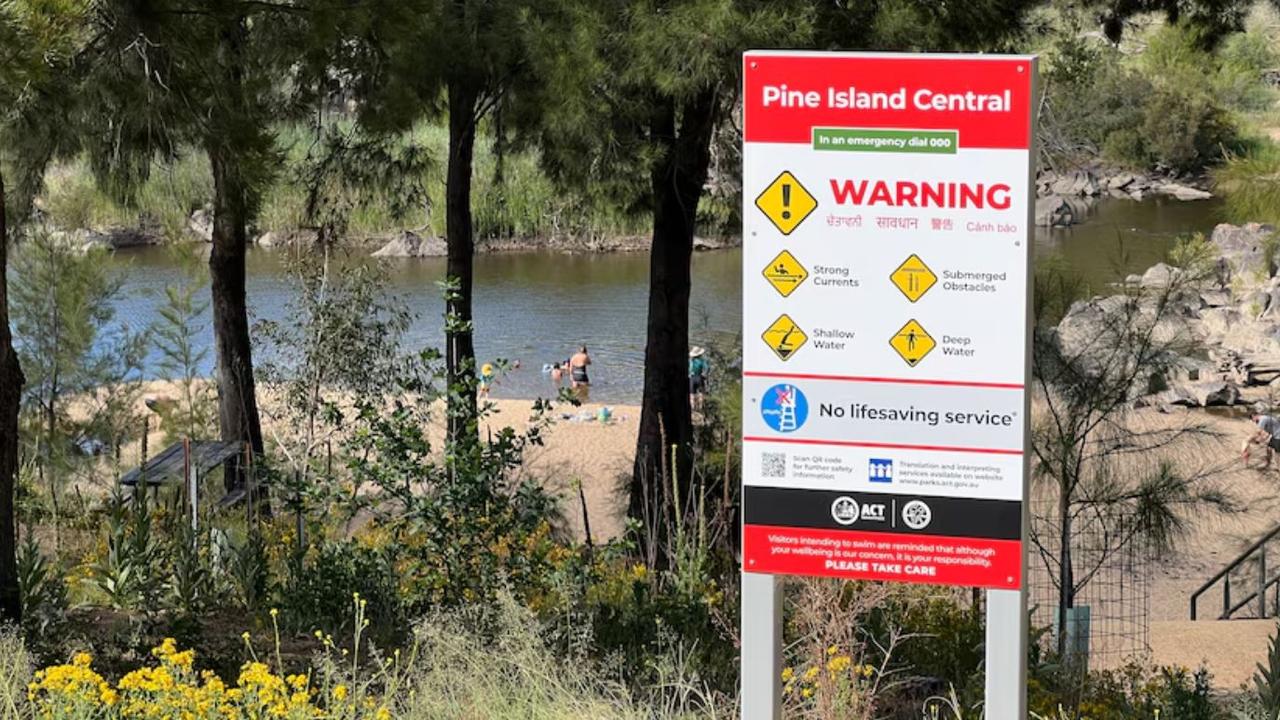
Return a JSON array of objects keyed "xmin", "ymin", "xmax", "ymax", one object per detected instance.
[
  {"xmin": 762, "ymin": 250, "xmax": 808, "ymax": 297},
  {"xmin": 742, "ymin": 51, "xmax": 1035, "ymax": 591},
  {"xmin": 890, "ymin": 255, "xmax": 937, "ymax": 303},
  {"xmin": 754, "ymin": 171, "xmax": 817, "ymax": 235},
  {"xmin": 889, "ymin": 319, "xmax": 935, "ymax": 367},
  {"xmin": 761, "ymin": 314, "xmax": 808, "ymax": 361}
]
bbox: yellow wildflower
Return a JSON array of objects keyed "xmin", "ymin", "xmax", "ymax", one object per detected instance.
[
  {"xmin": 827, "ymin": 655, "xmax": 852, "ymax": 675},
  {"xmin": 333, "ymin": 684, "xmax": 349, "ymax": 701},
  {"xmin": 781, "ymin": 667, "xmax": 794, "ymax": 682}
]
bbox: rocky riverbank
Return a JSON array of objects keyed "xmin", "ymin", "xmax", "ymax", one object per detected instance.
[
  {"xmin": 53, "ymin": 209, "xmax": 740, "ymax": 256},
  {"xmin": 1051, "ymin": 222, "xmax": 1280, "ymax": 409},
  {"xmin": 1035, "ymin": 166, "xmax": 1213, "ymax": 227}
]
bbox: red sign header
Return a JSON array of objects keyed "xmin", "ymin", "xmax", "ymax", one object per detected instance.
[{"xmin": 743, "ymin": 53, "xmax": 1034, "ymax": 150}]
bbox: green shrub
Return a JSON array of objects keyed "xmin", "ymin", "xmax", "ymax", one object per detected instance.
[
  {"xmin": 1029, "ymin": 661, "xmax": 1221, "ymax": 720},
  {"xmin": 279, "ymin": 539, "xmax": 404, "ymax": 639},
  {"xmin": 1042, "ymin": 19, "xmax": 1246, "ymax": 172},
  {"xmin": 1139, "ymin": 85, "xmax": 1238, "ymax": 172}
]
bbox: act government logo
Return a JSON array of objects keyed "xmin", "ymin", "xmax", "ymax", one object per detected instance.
[{"xmin": 760, "ymin": 383, "xmax": 809, "ymax": 433}]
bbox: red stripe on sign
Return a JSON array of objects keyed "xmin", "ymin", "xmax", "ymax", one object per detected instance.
[
  {"xmin": 743, "ymin": 371, "xmax": 1024, "ymax": 390},
  {"xmin": 743, "ymin": 54, "xmax": 1033, "ymax": 149},
  {"xmin": 742, "ymin": 436, "xmax": 1023, "ymax": 456},
  {"xmin": 742, "ymin": 524, "xmax": 1022, "ymax": 589}
]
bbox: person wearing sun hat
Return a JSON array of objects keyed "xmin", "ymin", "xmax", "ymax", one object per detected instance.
[{"xmin": 689, "ymin": 345, "xmax": 709, "ymax": 412}]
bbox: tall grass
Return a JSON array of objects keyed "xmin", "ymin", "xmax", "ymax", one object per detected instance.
[
  {"xmin": 43, "ymin": 153, "xmax": 211, "ymax": 239},
  {"xmin": 1215, "ymin": 142, "xmax": 1280, "ymax": 226},
  {"xmin": 403, "ymin": 597, "xmax": 724, "ymax": 720},
  {"xmin": 0, "ymin": 629, "xmax": 31, "ymax": 720}
]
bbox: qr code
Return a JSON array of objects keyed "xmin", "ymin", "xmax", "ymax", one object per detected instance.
[{"xmin": 761, "ymin": 452, "xmax": 787, "ymax": 478}]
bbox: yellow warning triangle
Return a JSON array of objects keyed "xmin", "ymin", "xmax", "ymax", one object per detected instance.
[
  {"xmin": 762, "ymin": 250, "xmax": 809, "ymax": 297},
  {"xmin": 890, "ymin": 254, "xmax": 938, "ymax": 303},
  {"xmin": 755, "ymin": 171, "xmax": 817, "ymax": 236},
  {"xmin": 762, "ymin": 314, "xmax": 808, "ymax": 361},
  {"xmin": 889, "ymin": 319, "xmax": 935, "ymax": 367}
]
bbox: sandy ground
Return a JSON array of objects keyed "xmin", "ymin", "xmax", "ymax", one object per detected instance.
[{"xmin": 483, "ymin": 399, "xmax": 637, "ymax": 541}]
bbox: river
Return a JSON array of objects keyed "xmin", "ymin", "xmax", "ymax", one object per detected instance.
[{"xmin": 104, "ymin": 196, "xmax": 1227, "ymax": 403}]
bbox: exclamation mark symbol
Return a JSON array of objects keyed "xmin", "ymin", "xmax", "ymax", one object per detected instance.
[{"xmin": 781, "ymin": 183, "xmax": 792, "ymax": 220}]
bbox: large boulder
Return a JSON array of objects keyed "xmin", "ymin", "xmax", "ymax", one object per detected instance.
[
  {"xmin": 1035, "ymin": 195, "xmax": 1077, "ymax": 227},
  {"xmin": 255, "ymin": 229, "xmax": 318, "ymax": 248},
  {"xmin": 1211, "ymin": 222, "xmax": 1276, "ymax": 282},
  {"xmin": 188, "ymin": 208, "xmax": 214, "ymax": 242},
  {"xmin": 1243, "ymin": 356, "xmax": 1280, "ymax": 385},
  {"xmin": 1200, "ymin": 289, "xmax": 1232, "ymax": 307},
  {"xmin": 371, "ymin": 231, "xmax": 446, "ymax": 258},
  {"xmin": 1051, "ymin": 170, "xmax": 1101, "ymax": 197},
  {"xmin": 1106, "ymin": 171, "xmax": 1137, "ymax": 190},
  {"xmin": 1156, "ymin": 183, "xmax": 1213, "ymax": 201},
  {"xmin": 1197, "ymin": 306, "xmax": 1241, "ymax": 342},
  {"xmin": 1191, "ymin": 380, "xmax": 1240, "ymax": 407},
  {"xmin": 1221, "ymin": 318, "xmax": 1280, "ymax": 355},
  {"xmin": 1141, "ymin": 262, "xmax": 1182, "ymax": 288},
  {"xmin": 1160, "ymin": 385, "xmax": 1198, "ymax": 407}
]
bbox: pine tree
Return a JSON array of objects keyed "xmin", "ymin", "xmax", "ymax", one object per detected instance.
[
  {"xmin": 0, "ymin": 0, "xmax": 89, "ymax": 625},
  {"xmin": 152, "ymin": 246, "xmax": 216, "ymax": 443},
  {"xmin": 11, "ymin": 231, "xmax": 146, "ymax": 555},
  {"xmin": 534, "ymin": 0, "xmax": 1040, "ymax": 561},
  {"xmin": 80, "ymin": 0, "xmax": 311, "ymax": 495},
  {"xmin": 327, "ymin": 0, "xmax": 585, "ymax": 452}
]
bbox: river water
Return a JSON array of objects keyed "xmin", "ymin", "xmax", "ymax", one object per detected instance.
[{"xmin": 104, "ymin": 196, "xmax": 1227, "ymax": 403}]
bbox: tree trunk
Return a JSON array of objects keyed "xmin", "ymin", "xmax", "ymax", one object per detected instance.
[
  {"xmin": 209, "ymin": 147, "xmax": 265, "ymax": 496},
  {"xmin": 445, "ymin": 78, "xmax": 479, "ymax": 450},
  {"xmin": 1056, "ymin": 478, "xmax": 1074, "ymax": 659},
  {"xmin": 629, "ymin": 89, "xmax": 719, "ymax": 562},
  {"xmin": 0, "ymin": 170, "xmax": 23, "ymax": 624}
]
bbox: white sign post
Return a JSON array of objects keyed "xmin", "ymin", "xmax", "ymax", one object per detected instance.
[{"xmin": 740, "ymin": 51, "xmax": 1036, "ymax": 719}]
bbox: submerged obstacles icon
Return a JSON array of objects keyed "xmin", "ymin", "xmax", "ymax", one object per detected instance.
[{"xmin": 760, "ymin": 383, "xmax": 808, "ymax": 433}]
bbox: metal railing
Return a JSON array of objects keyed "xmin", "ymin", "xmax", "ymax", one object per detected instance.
[{"xmin": 1191, "ymin": 524, "xmax": 1280, "ymax": 620}]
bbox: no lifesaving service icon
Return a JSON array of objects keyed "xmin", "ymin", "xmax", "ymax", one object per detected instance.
[
  {"xmin": 762, "ymin": 250, "xmax": 808, "ymax": 297},
  {"xmin": 762, "ymin": 314, "xmax": 808, "ymax": 361},
  {"xmin": 889, "ymin": 319, "xmax": 935, "ymax": 367},
  {"xmin": 755, "ymin": 171, "xmax": 817, "ymax": 236}
]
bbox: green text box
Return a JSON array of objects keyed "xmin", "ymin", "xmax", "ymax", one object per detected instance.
[{"xmin": 812, "ymin": 127, "xmax": 958, "ymax": 154}]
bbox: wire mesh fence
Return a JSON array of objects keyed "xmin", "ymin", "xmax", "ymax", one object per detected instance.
[{"xmin": 1029, "ymin": 500, "xmax": 1152, "ymax": 670}]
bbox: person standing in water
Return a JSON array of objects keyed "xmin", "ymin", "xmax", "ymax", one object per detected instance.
[{"xmin": 570, "ymin": 346, "xmax": 592, "ymax": 399}]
